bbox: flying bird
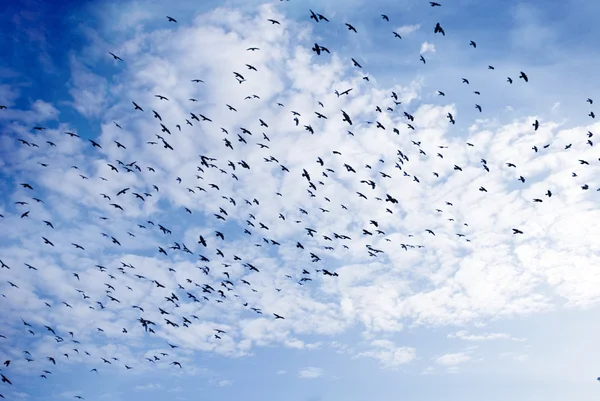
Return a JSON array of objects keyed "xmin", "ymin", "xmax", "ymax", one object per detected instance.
[
  {"xmin": 109, "ymin": 52, "xmax": 122, "ymax": 61},
  {"xmin": 434, "ymin": 22, "xmax": 445, "ymax": 35},
  {"xmin": 519, "ymin": 71, "xmax": 529, "ymax": 82}
]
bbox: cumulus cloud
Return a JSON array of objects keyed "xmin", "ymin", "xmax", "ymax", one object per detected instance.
[{"xmin": 419, "ymin": 41, "xmax": 435, "ymax": 54}]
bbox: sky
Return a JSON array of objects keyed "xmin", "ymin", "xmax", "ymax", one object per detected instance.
[{"xmin": 1, "ymin": 0, "xmax": 600, "ymax": 400}]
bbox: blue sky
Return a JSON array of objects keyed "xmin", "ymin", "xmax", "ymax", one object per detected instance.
[{"xmin": 2, "ymin": 0, "xmax": 600, "ymax": 400}]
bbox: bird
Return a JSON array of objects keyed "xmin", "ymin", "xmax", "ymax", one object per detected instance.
[
  {"xmin": 108, "ymin": 52, "xmax": 122, "ymax": 61},
  {"xmin": 309, "ymin": 10, "xmax": 329, "ymax": 22},
  {"xmin": 519, "ymin": 71, "xmax": 529, "ymax": 82},
  {"xmin": 2, "ymin": 6, "xmax": 593, "ymax": 392},
  {"xmin": 434, "ymin": 22, "xmax": 445, "ymax": 35}
]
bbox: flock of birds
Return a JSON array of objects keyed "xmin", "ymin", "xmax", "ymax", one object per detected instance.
[{"xmin": 1, "ymin": 1, "xmax": 600, "ymax": 398}]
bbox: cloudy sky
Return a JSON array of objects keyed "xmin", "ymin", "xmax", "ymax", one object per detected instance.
[{"xmin": 1, "ymin": 0, "xmax": 600, "ymax": 400}]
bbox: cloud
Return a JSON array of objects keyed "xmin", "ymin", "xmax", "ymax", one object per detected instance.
[
  {"xmin": 0, "ymin": 83, "xmax": 21, "ymax": 107},
  {"xmin": 135, "ymin": 383, "xmax": 164, "ymax": 391},
  {"xmin": 2, "ymin": 1, "xmax": 600, "ymax": 399},
  {"xmin": 297, "ymin": 367, "xmax": 324, "ymax": 379},
  {"xmin": 509, "ymin": 3, "xmax": 557, "ymax": 54},
  {"xmin": 499, "ymin": 352, "xmax": 529, "ymax": 362},
  {"xmin": 446, "ymin": 366, "xmax": 461, "ymax": 374},
  {"xmin": 448, "ymin": 330, "xmax": 525, "ymax": 342},
  {"xmin": 356, "ymin": 340, "xmax": 416, "ymax": 368},
  {"xmin": 395, "ymin": 24, "xmax": 420, "ymax": 36},
  {"xmin": 422, "ymin": 366, "xmax": 434, "ymax": 375},
  {"xmin": 66, "ymin": 55, "xmax": 109, "ymax": 118},
  {"xmin": 420, "ymin": 41, "xmax": 435, "ymax": 54},
  {"xmin": 435, "ymin": 352, "xmax": 471, "ymax": 366}
]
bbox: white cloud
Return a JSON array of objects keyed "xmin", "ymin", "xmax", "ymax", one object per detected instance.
[
  {"xmin": 435, "ymin": 352, "xmax": 471, "ymax": 366},
  {"xmin": 499, "ymin": 352, "xmax": 529, "ymax": 362},
  {"xmin": 420, "ymin": 41, "xmax": 436, "ymax": 54},
  {"xmin": 135, "ymin": 383, "xmax": 163, "ymax": 391},
  {"xmin": 356, "ymin": 340, "xmax": 416, "ymax": 368},
  {"xmin": 422, "ymin": 366, "xmax": 434, "ymax": 375},
  {"xmin": 448, "ymin": 330, "xmax": 525, "ymax": 342},
  {"xmin": 446, "ymin": 366, "xmax": 461, "ymax": 374},
  {"xmin": 2, "ymin": 0, "xmax": 600, "ymax": 395},
  {"xmin": 395, "ymin": 24, "xmax": 420, "ymax": 36},
  {"xmin": 297, "ymin": 367, "xmax": 323, "ymax": 379},
  {"xmin": 0, "ymin": 83, "xmax": 21, "ymax": 107},
  {"xmin": 66, "ymin": 55, "xmax": 108, "ymax": 118}
]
